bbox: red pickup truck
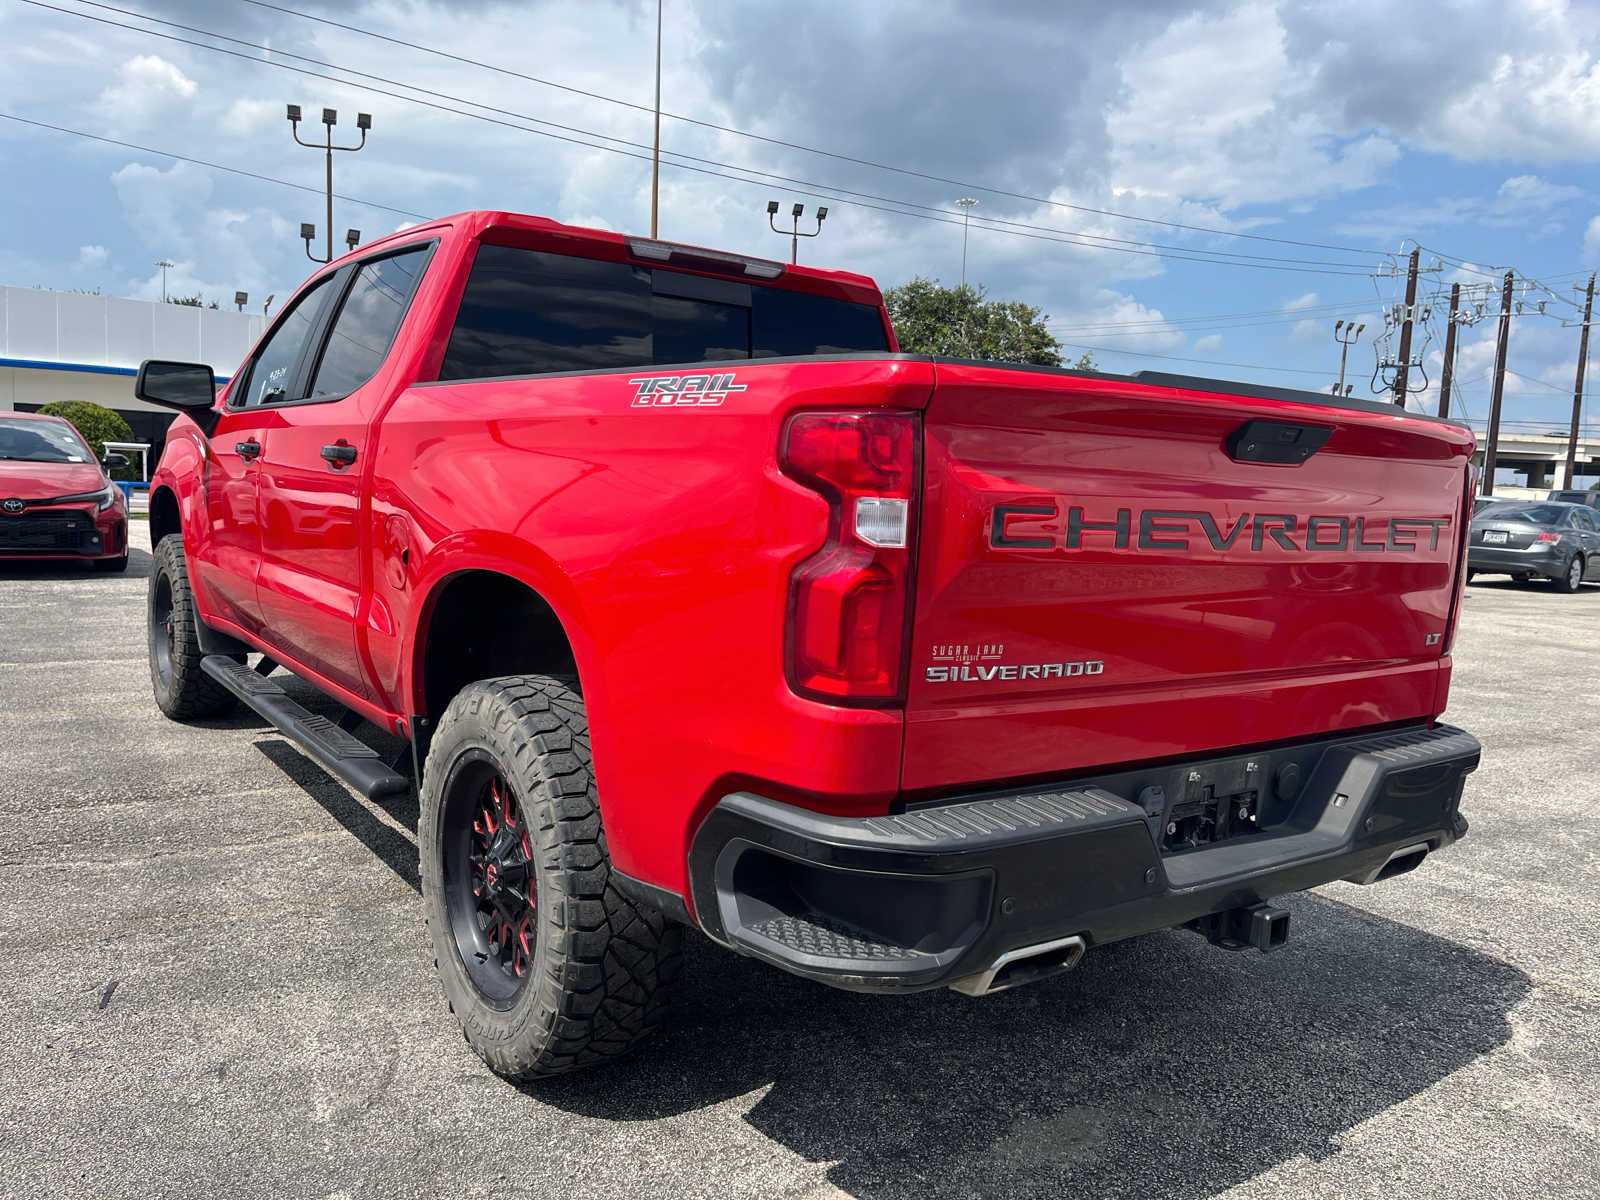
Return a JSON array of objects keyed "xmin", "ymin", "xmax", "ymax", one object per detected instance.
[{"xmin": 138, "ymin": 210, "xmax": 1480, "ymax": 1079}]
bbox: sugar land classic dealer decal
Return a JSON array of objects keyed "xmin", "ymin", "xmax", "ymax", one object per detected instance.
[
  {"xmin": 989, "ymin": 504, "xmax": 1449, "ymax": 553},
  {"xmin": 924, "ymin": 643, "xmax": 1104, "ymax": 685}
]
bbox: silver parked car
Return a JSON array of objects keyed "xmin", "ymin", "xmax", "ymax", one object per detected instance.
[{"xmin": 1468, "ymin": 500, "xmax": 1600, "ymax": 592}]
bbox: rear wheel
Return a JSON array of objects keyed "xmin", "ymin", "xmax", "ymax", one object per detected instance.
[
  {"xmin": 1554, "ymin": 554, "xmax": 1585, "ymax": 593},
  {"xmin": 419, "ymin": 674, "xmax": 681, "ymax": 1079},
  {"xmin": 148, "ymin": 534, "xmax": 236, "ymax": 719}
]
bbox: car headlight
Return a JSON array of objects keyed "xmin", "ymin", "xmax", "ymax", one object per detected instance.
[{"xmin": 96, "ymin": 484, "xmax": 121, "ymax": 512}]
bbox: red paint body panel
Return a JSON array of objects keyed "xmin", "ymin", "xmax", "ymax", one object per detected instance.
[
  {"xmin": 902, "ymin": 363, "xmax": 1474, "ymax": 792},
  {"xmin": 148, "ymin": 210, "xmax": 1475, "ymax": 909}
]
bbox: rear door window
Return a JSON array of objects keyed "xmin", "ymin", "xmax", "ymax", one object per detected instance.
[
  {"xmin": 438, "ymin": 244, "xmax": 887, "ymax": 381},
  {"xmin": 309, "ymin": 246, "xmax": 431, "ymax": 399}
]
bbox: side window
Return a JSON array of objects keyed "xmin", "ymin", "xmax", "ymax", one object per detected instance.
[
  {"xmin": 309, "ymin": 247, "xmax": 430, "ymax": 399},
  {"xmin": 235, "ymin": 275, "xmax": 335, "ymax": 408},
  {"xmin": 1575, "ymin": 508, "xmax": 1597, "ymax": 532}
]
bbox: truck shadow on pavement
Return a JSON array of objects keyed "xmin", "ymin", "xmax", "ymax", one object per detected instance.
[{"xmin": 535, "ymin": 905, "xmax": 1528, "ymax": 1200}]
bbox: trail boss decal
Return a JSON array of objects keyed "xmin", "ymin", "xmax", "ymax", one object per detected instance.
[
  {"xmin": 629, "ymin": 372, "xmax": 747, "ymax": 407},
  {"xmin": 989, "ymin": 504, "xmax": 1448, "ymax": 553}
]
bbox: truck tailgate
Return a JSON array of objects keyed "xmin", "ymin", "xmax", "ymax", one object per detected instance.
[{"xmin": 903, "ymin": 362, "xmax": 1474, "ymax": 793}]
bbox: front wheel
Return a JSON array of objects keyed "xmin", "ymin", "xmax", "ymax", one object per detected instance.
[
  {"xmin": 148, "ymin": 534, "xmax": 236, "ymax": 719},
  {"xmin": 419, "ymin": 675, "xmax": 681, "ymax": 1079},
  {"xmin": 1554, "ymin": 554, "xmax": 1586, "ymax": 593}
]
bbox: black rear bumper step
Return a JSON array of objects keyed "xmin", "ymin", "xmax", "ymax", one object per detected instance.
[
  {"xmin": 201, "ymin": 654, "xmax": 410, "ymax": 801},
  {"xmin": 687, "ymin": 723, "xmax": 1479, "ymax": 994}
]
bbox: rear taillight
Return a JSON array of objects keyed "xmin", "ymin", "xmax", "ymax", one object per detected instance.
[
  {"xmin": 1442, "ymin": 462, "xmax": 1476, "ymax": 655},
  {"xmin": 779, "ymin": 410, "xmax": 920, "ymax": 706},
  {"xmin": 1534, "ymin": 531, "xmax": 1561, "ymax": 543}
]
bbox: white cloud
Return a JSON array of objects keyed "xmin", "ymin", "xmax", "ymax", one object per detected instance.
[
  {"xmin": 1584, "ymin": 216, "xmax": 1600, "ymax": 260},
  {"xmin": 221, "ymin": 98, "xmax": 279, "ymax": 135},
  {"xmin": 1192, "ymin": 334, "xmax": 1223, "ymax": 354},
  {"xmin": 1283, "ymin": 292, "xmax": 1319, "ymax": 311},
  {"xmin": 97, "ymin": 55, "xmax": 197, "ymax": 125},
  {"xmin": 1291, "ymin": 318, "xmax": 1323, "ymax": 341},
  {"xmin": 76, "ymin": 244, "xmax": 108, "ymax": 268}
]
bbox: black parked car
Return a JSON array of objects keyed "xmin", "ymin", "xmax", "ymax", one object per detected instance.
[
  {"xmin": 1468, "ymin": 500, "xmax": 1600, "ymax": 592},
  {"xmin": 1546, "ymin": 488, "xmax": 1600, "ymax": 513}
]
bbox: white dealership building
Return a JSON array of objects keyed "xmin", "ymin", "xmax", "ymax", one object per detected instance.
[{"xmin": 0, "ymin": 286, "xmax": 264, "ymax": 476}]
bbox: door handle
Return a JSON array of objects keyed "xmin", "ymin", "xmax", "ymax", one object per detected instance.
[
  {"xmin": 320, "ymin": 443, "xmax": 357, "ymax": 467},
  {"xmin": 235, "ymin": 440, "xmax": 261, "ymax": 461}
]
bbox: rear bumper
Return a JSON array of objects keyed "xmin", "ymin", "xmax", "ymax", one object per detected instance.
[
  {"xmin": 687, "ymin": 724, "xmax": 1479, "ymax": 994},
  {"xmin": 1468, "ymin": 546, "xmax": 1563, "ymax": 575}
]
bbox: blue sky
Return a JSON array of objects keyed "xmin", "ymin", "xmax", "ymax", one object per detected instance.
[{"xmin": 2, "ymin": 0, "xmax": 1598, "ymax": 436}]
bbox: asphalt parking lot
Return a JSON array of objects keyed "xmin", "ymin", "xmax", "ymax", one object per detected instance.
[{"xmin": 2, "ymin": 523, "xmax": 1597, "ymax": 1200}]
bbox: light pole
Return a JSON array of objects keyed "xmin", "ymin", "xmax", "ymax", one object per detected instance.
[
  {"xmin": 650, "ymin": 0, "xmax": 662, "ymax": 238},
  {"xmin": 956, "ymin": 197, "xmax": 978, "ymax": 289},
  {"xmin": 767, "ymin": 200, "xmax": 827, "ymax": 265},
  {"xmin": 1332, "ymin": 319, "xmax": 1364, "ymax": 395},
  {"xmin": 155, "ymin": 259, "xmax": 174, "ymax": 302},
  {"xmin": 287, "ymin": 104, "xmax": 371, "ymax": 263}
]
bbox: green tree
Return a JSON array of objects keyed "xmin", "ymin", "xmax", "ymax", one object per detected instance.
[
  {"xmin": 36, "ymin": 400, "xmax": 136, "ymax": 480},
  {"xmin": 168, "ymin": 295, "xmax": 219, "ymax": 309},
  {"xmin": 884, "ymin": 277, "xmax": 1091, "ymax": 369}
]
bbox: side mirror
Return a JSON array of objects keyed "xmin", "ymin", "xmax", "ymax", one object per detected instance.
[
  {"xmin": 135, "ymin": 360, "xmax": 219, "ymax": 437},
  {"xmin": 102, "ymin": 453, "xmax": 130, "ymax": 470}
]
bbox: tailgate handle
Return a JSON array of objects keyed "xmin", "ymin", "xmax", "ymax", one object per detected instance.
[{"xmin": 1225, "ymin": 420, "xmax": 1331, "ymax": 465}]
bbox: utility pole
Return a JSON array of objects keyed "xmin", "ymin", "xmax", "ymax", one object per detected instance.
[
  {"xmin": 287, "ymin": 104, "xmax": 371, "ymax": 263},
  {"xmin": 767, "ymin": 201, "xmax": 826, "ymax": 264},
  {"xmin": 1332, "ymin": 319, "xmax": 1363, "ymax": 395},
  {"xmin": 956, "ymin": 197, "xmax": 978, "ymax": 289},
  {"xmin": 1438, "ymin": 282, "xmax": 1460, "ymax": 419},
  {"xmin": 155, "ymin": 259, "xmax": 173, "ymax": 302},
  {"xmin": 1565, "ymin": 271, "xmax": 1595, "ymax": 490},
  {"xmin": 1391, "ymin": 246, "xmax": 1420, "ymax": 405},
  {"xmin": 650, "ymin": 0, "xmax": 662, "ymax": 238},
  {"xmin": 1482, "ymin": 269, "xmax": 1515, "ymax": 497}
]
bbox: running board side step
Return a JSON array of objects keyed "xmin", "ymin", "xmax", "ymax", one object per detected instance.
[{"xmin": 201, "ymin": 655, "xmax": 410, "ymax": 801}]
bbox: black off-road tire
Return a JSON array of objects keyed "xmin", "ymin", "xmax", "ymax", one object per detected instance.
[
  {"xmin": 148, "ymin": 534, "xmax": 236, "ymax": 720},
  {"xmin": 419, "ymin": 674, "xmax": 682, "ymax": 1079}
]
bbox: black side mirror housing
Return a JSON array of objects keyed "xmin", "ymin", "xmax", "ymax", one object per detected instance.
[
  {"xmin": 135, "ymin": 360, "xmax": 220, "ymax": 437},
  {"xmin": 102, "ymin": 452, "xmax": 130, "ymax": 470}
]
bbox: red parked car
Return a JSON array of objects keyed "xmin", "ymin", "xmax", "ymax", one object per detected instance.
[
  {"xmin": 134, "ymin": 210, "xmax": 1480, "ymax": 1079},
  {"xmin": 0, "ymin": 410, "xmax": 129, "ymax": 571}
]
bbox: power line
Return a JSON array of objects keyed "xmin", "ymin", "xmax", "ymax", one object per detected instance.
[
  {"xmin": 34, "ymin": 0, "xmax": 1382, "ymax": 277},
  {"xmin": 233, "ymin": 0, "xmax": 1383, "ymax": 256},
  {"xmin": 0, "ymin": 111, "xmax": 428, "ymax": 220}
]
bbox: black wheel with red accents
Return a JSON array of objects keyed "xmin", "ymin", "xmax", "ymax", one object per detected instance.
[
  {"xmin": 419, "ymin": 674, "xmax": 682, "ymax": 1079},
  {"xmin": 441, "ymin": 762, "xmax": 538, "ymax": 1004}
]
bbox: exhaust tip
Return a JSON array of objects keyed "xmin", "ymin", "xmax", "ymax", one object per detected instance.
[
  {"xmin": 950, "ymin": 934, "xmax": 1086, "ymax": 997},
  {"xmin": 1349, "ymin": 841, "xmax": 1431, "ymax": 886}
]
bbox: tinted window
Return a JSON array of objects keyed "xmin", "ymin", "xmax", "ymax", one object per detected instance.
[
  {"xmin": 236, "ymin": 275, "xmax": 334, "ymax": 408},
  {"xmin": 439, "ymin": 245, "xmax": 888, "ymax": 381},
  {"xmin": 1493, "ymin": 505, "xmax": 1564, "ymax": 525},
  {"xmin": 753, "ymin": 286, "xmax": 889, "ymax": 357},
  {"xmin": 1573, "ymin": 508, "xmax": 1597, "ymax": 531},
  {"xmin": 310, "ymin": 248, "xmax": 430, "ymax": 399}
]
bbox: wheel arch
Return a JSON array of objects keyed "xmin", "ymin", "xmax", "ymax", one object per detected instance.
[{"xmin": 408, "ymin": 563, "xmax": 589, "ymax": 725}]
